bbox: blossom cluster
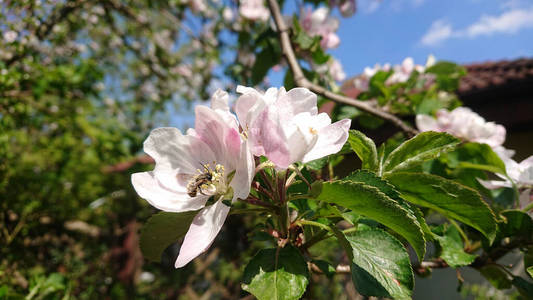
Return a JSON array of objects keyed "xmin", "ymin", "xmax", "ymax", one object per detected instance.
[
  {"xmin": 416, "ymin": 107, "xmax": 532, "ymax": 211},
  {"xmin": 353, "ymin": 56, "xmax": 436, "ymax": 91},
  {"xmin": 131, "ymin": 87, "xmax": 350, "ymax": 267},
  {"xmin": 300, "ymin": 7, "xmax": 341, "ymax": 50}
]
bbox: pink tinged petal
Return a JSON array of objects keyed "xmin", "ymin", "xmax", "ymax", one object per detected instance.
[
  {"xmin": 254, "ymin": 107, "xmax": 291, "ymax": 168},
  {"xmin": 235, "ymin": 86, "xmax": 265, "ymax": 129},
  {"xmin": 143, "ymin": 127, "xmax": 216, "ymax": 190},
  {"xmin": 175, "ymin": 200, "xmax": 230, "ymax": 268},
  {"xmin": 131, "ymin": 172, "xmax": 208, "ymax": 212},
  {"xmin": 277, "ymin": 88, "xmax": 318, "ymax": 117},
  {"xmin": 415, "ymin": 114, "xmax": 439, "ymax": 132},
  {"xmin": 323, "ymin": 33, "xmax": 340, "ymax": 49},
  {"xmin": 211, "ymin": 89, "xmax": 239, "ymax": 131},
  {"xmin": 303, "ymin": 118, "xmax": 351, "ymax": 162},
  {"xmin": 195, "ymin": 106, "xmax": 240, "ymax": 164},
  {"xmin": 230, "ymin": 140, "xmax": 254, "ymax": 201}
]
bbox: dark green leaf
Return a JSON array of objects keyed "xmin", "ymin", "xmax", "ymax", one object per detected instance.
[
  {"xmin": 344, "ymin": 227, "xmax": 414, "ymax": 299},
  {"xmin": 305, "ymin": 156, "xmax": 329, "ymax": 170},
  {"xmin": 242, "ymin": 245, "xmax": 309, "ymax": 300},
  {"xmin": 251, "ymin": 45, "xmax": 281, "ymax": 85},
  {"xmin": 525, "ymin": 246, "xmax": 533, "ymax": 279},
  {"xmin": 445, "ymin": 142, "xmax": 507, "ymax": 175},
  {"xmin": 386, "ymin": 172, "xmax": 497, "ymax": 243},
  {"xmin": 511, "ymin": 276, "xmax": 533, "ymax": 298},
  {"xmin": 311, "ymin": 47, "xmax": 330, "ymax": 65},
  {"xmin": 139, "ymin": 211, "xmax": 198, "ymax": 262},
  {"xmin": 499, "ymin": 210, "xmax": 533, "ymax": 239},
  {"xmin": 432, "ymin": 225, "xmax": 477, "ymax": 268},
  {"xmin": 347, "ymin": 130, "xmax": 378, "ymax": 171},
  {"xmin": 345, "ymin": 170, "xmax": 432, "ymax": 240},
  {"xmin": 383, "ymin": 131, "xmax": 460, "ymax": 174},
  {"xmin": 317, "ymin": 180, "xmax": 425, "ymax": 260},
  {"xmin": 479, "ymin": 265, "xmax": 512, "ymax": 289}
]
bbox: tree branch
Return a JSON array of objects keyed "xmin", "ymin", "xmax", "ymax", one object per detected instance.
[{"xmin": 266, "ymin": 0, "xmax": 418, "ymax": 137}]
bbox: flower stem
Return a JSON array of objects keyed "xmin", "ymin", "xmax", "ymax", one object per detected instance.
[
  {"xmin": 450, "ymin": 219, "xmax": 471, "ymax": 249},
  {"xmin": 242, "ymin": 195, "xmax": 277, "ymax": 210}
]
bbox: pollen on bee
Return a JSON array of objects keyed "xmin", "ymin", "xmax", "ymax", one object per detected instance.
[{"xmin": 186, "ymin": 162, "xmax": 227, "ymax": 197}]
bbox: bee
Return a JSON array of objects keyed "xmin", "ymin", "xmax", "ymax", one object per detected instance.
[{"xmin": 186, "ymin": 163, "xmax": 213, "ymax": 197}]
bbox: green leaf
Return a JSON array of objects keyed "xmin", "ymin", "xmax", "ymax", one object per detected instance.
[
  {"xmin": 311, "ymin": 47, "xmax": 330, "ymax": 65},
  {"xmin": 251, "ymin": 45, "xmax": 281, "ymax": 85},
  {"xmin": 317, "ymin": 180, "xmax": 426, "ymax": 260},
  {"xmin": 345, "ymin": 170, "xmax": 432, "ymax": 241},
  {"xmin": 383, "ymin": 131, "xmax": 460, "ymax": 174},
  {"xmin": 347, "ymin": 130, "xmax": 378, "ymax": 171},
  {"xmin": 499, "ymin": 210, "xmax": 533, "ymax": 239},
  {"xmin": 432, "ymin": 225, "xmax": 477, "ymax": 268},
  {"xmin": 511, "ymin": 276, "xmax": 533, "ymax": 298},
  {"xmin": 525, "ymin": 246, "xmax": 533, "ymax": 279},
  {"xmin": 139, "ymin": 211, "xmax": 198, "ymax": 262},
  {"xmin": 445, "ymin": 142, "xmax": 507, "ymax": 175},
  {"xmin": 242, "ymin": 245, "xmax": 309, "ymax": 300},
  {"xmin": 344, "ymin": 227, "xmax": 414, "ymax": 299},
  {"xmin": 385, "ymin": 172, "xmax": 498, "ymax": 243},
  {"xmin": 479, "ymin": 265, "xmax": 512, "ymax": 289},
  {"xmin": 305, "ymin": 156, "xmax": 329, "ymax": 170}
]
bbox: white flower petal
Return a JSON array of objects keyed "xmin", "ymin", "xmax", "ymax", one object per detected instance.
[
  {"xmin": 144, "ymin": 127, "xmax": 216, "ymax": 190},
  {"xmin": 230, "ymin": 139, "xmax": 254, "ymax": 201},
  {"xmin": 477, "ymin": 178, "xmax": 512, "ymax": 190},
  {"xmin": 131, "ymin": 172, "xmax": 208, "ymax": 212},
  {"xmin": 415, "ymin": 114, "xmax": 439, "ymax": 132},
  {"xmin": 174, "ymin": 200, "xmax": 230, "ymax": 268},
  {"xmin": 303, "ymin": 118, "xmax": 351, "ymax": 162}
]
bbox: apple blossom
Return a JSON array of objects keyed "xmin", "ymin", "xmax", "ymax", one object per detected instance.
[
  {"xmin": 131, "ymin": 90, "xmax": 254, "ymax": 268},
  {"xmin": 300, "ymin": 7, "xmax": 340, "ymax": 49},
  {"xmin": 3, "ymin": 30, "xmax": 18, "ymax": 43},
  {"xmin": 416, "ymin": 107, "xmax": 506, "ymax": 148},
  {"xmin": 239, "ymin": 0, "xmax": 270, "ymax": 21},
  {"xmin": 353, "ymin": 56, "xmax": 435, "ymax": 91},
  {"xmin": 479, "ymin": 155, "xmax": 533, "ymax": 212},
  {"xmin": 312, "ymin": 58, "xmax": 346, "ymax": 82},
  {"xmin": 235, "ymin": 86, "xmax": 351, "ymax": 169},
  {"xmin": 338, "ymin": 0, "xmax": 357, "ymax": 18}
]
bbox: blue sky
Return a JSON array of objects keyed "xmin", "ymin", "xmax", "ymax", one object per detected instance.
[
  {"xmin": 169, "ymin": 0, "xmax": 533, "ymax": 129},
  {"xmin": 328, "ymin": 0, "xmax": 533, "ymax": 76}
]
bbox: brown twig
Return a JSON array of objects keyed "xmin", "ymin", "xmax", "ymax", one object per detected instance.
[
  {"xmin": 266, "ymin": 0, "xmax": 418, "ymax": 137},
  {"xmin": 242, "ymin": 195, "xmax": 277, "ymax": 210},
  {"xmin": 309, "ymin": 262, "xmax": 351, "ymax": 274}
]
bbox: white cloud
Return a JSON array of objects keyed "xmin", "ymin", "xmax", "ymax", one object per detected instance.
[
  {"xmin": 359, "ymin": 0, "xmax": 424, "ymax": 14},
  {"xmin": 412, "ymin": 0, "xmax": 425, "ymax": 7},
  {"xmin": 420, "ymin": 20, "xmax": 453, "ymax": 46},
  {"xmin": 420, "ymin": 8, "xmax": 533, "ymax": 46},
  {"xmin": 464, "ymin": 9, "xmax": 533, "ymax": 37},
  {"xmin": 359, "ymin": 0, "xmax": 381, "ymax": 14}
]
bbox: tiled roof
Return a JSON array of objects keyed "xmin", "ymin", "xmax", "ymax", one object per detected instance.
[{"xmin": 458, "ymin": 58, "xmax": 533, "ymax": 95}]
